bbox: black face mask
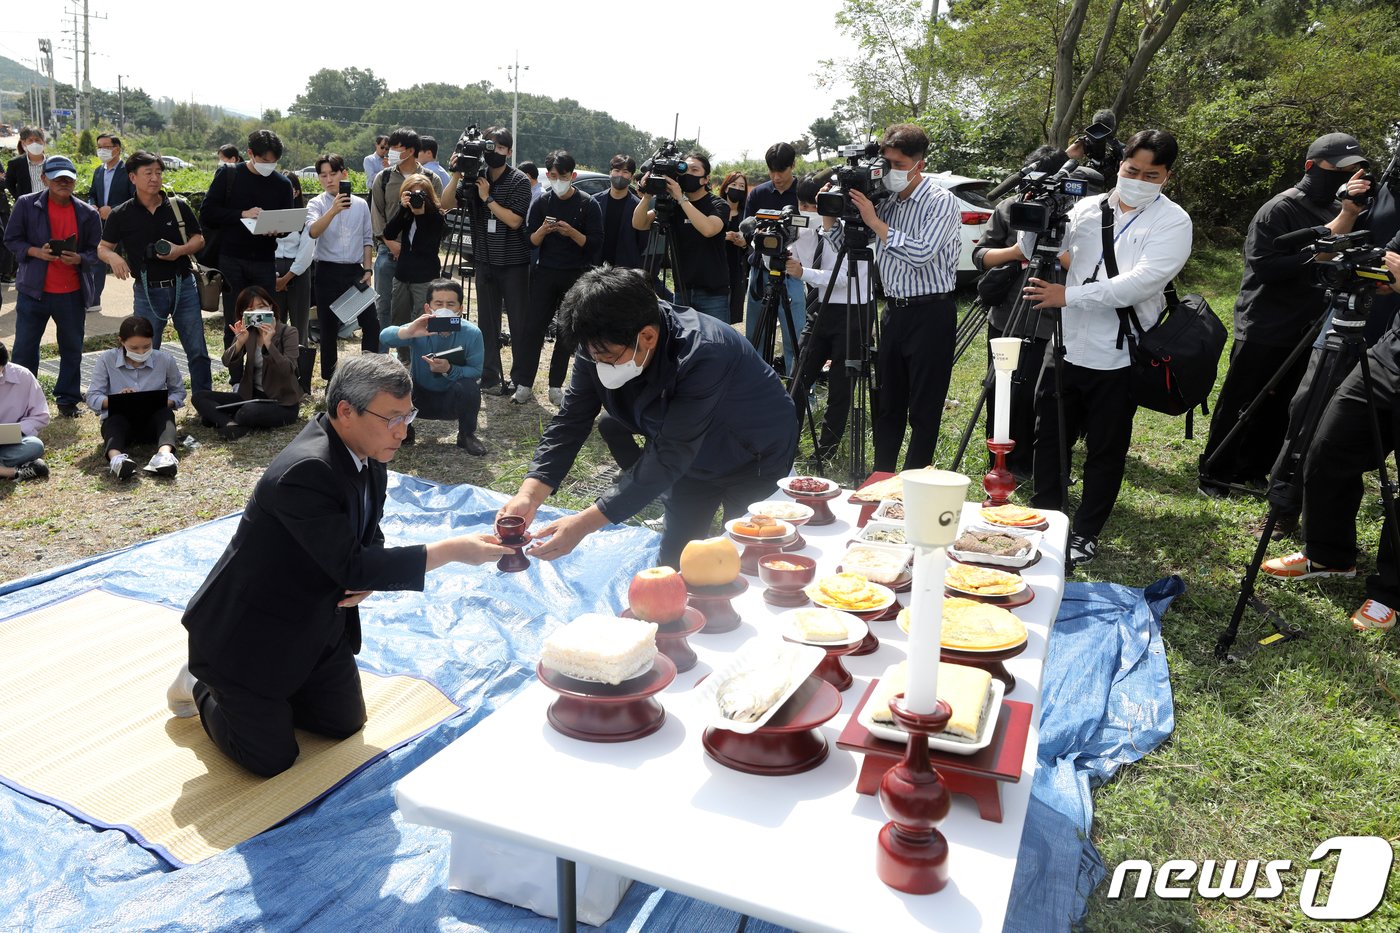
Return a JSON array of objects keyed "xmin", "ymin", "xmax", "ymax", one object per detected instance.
[
  {"xmin": 484, "ymin": 151, "xmax": 507, "ymax": 169},
  {"xmin": 1300, "ymin": 164, "xmax": 1355, "ymax": 203},
  {"xmin": 679, "ymin": 174, "xmax": 704, "ymax": 193},
  {"xmin": 726, "ymin": 187, "xmax": 746, "ymax": 203},
  {"xmin": 610, "ymin": 175, "xmax": 630, "ymax": 190}
]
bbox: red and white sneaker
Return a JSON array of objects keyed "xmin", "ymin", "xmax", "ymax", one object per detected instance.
[
  {"xmin": 1260, "ymin": 552, "xmax": 1356, "ymax": 580},
  {"xmin": 1351, "ymin": 600, "xmax": 1397, "ymax": 632}
]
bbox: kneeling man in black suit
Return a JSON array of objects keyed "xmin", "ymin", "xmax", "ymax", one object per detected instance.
[{"xmin": 172, "ymin": 354, "xmax": 510, "ymax": 776}]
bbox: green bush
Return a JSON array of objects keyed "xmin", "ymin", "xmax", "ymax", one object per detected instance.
[{"xmin": 77, "ymin": 129, "xmax": 95, "ymax": 158}]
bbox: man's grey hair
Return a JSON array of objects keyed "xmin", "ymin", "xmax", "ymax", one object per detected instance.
[{"xmin": 326, "ymin": 354, "xmax": 411, "ymax": 419}]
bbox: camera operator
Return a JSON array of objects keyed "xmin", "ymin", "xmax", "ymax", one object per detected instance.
[
  {"xmin": 1021, "ymin": 129, "xmax": 1192, "ymax": 568},
  {"xmin": 1198, "ymin": 132, "xmax": 1372, "ymax": 498},
  {"xmin": 369, "ymin": 128, "xmax": 442, "ymax": 342},
  {"xmin": 786, "ymin": 172, "xmax": 873, "ymax": 460},
  {"xmin": 973, "ymin": 144, "xmax": 1092, "ymax": 478},
  {"xmin": 631, "ymin": 151, "xmax": 730, "ymax": 320},
  {"xmin": 1260, "ymin": 235, "xmax": 1400, "ymax": 630},
  {"xmin": 516, "ymin": 151, "xmax": 603, "ymax": 406},
  {"xmin": 1068, "ymin": 109, "xmax": 1123, "ymax": 188},
  {"xmin": 441, "ymin": 126, "xmax": 532, "ymax": 396},
  {"xmin": 827, "ymin": 123, "xmax": 962, "ymax": 473},
  {"xmin": 96, "ymin": 150, "xmax": 213, "ymax": 395},
  {"xmin": 743, "ymin": 142, "xmax": 806, "ymax": 366}
]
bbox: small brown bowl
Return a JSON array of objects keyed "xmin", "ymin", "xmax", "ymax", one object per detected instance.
[
  {"xmin": 758, "ymin": 553, "xmax": 818, "ymax": 592},
  {"xmin": 495, "ymin": 515, "xmax": 528, "ymax": 543}
]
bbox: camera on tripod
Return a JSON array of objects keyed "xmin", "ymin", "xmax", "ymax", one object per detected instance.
[
  {"xmin": 449, "ymin": 124, "xmax": 495, "ymax": 177},
  {"xmin": 1074, "ymin": 120, "xmax": 1117, "ymax": 175},
  {"xmin": 751, "ymin": 206, "xmax": 810, "ymax": 259},
  {"xmin": 1288, "ymin": 229, "xmax": 1396, "ymax": 295},
  {"xmin": 1007, "ymin": 161, "xmax": 1097, "ymax": 234},
  {"xmin": 640, "ymin": 141, "xmax": 687, "ymax": 197},
  {"xmin": 817, "ymin": 142, "xmax": 890, "ymax": 222}
]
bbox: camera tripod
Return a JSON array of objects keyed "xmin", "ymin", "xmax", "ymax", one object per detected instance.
[
  {"xmin": 642, "ymin": 202, "xmax": 687, "ymax": 303},
  {"xmin": 750, "ymin": 256, "xmax": 804, "ymax": 378},
  {"xmin": 950, "ymin": 295, "xmax": 990, "ymax": 369},
  {"xmin": 1216, "ymin": 284, "xmax": 1400, "ymax": 659},
  {"xmin": 441, "ymin": 184, "xmax": 482, "ymax": 332},
  {"xmin": 788, "ymin": 226, "xmax": 881, "ymax": 483},
  {"xmin": 949, "ymin": 230, "xmax": 1072, "ymax": 512}
]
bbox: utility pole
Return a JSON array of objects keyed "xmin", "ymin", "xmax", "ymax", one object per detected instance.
[
  {"xmin": 71, "ymin": 5, "xmax": 81, "ymax": 134},
  {"xmin": 501, "ymin": 51, "xmax": 528, "ymax": 165},
  {"xmin": 117, "ymin": 75, "xmax": 126, "ymax": 135},
  {"xmin": 38, "ymin": 40, "xmax": 56, "ymax": 135}
]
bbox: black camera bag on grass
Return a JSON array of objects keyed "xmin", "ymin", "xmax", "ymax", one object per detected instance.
[{"xmin": 1100, "ymin": 200, "xmax": 1226, "ymax": 437}]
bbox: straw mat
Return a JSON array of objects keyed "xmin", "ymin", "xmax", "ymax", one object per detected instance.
[{"xmin": 0, "ymin": 589, "xmax": 459, "ymax": 866}]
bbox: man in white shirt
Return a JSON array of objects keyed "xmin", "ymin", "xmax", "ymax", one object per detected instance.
[
  {"xmin": 307, "ymin": 153, "xmax": 374, "ymax": 379},
  {"xmin": 363, "ymin": 135, "xmax": 389, "ymax": 184},
  {"xmin": 1021, "ymin": 129, "xmax": 1192, "ymax": 568}
]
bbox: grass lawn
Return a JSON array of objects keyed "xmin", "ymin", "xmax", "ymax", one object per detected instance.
[{"xmin": 2, "ymin": 247, "xmax": 1397, "ymax": 930}]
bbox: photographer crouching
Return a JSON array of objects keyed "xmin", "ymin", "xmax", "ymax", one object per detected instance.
[{"xmin": 826, "ymin": 124, "xmax": 962, "ymax": 472}]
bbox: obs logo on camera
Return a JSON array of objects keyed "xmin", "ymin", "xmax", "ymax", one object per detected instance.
[{"xmin": 1107, "ymin": 836, "xmax": 1393, "ymax": 920}]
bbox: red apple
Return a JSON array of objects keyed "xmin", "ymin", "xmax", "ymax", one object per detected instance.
[{"xmin": 627, "ymin": 567, "xmax": 689, "ymax": 623}]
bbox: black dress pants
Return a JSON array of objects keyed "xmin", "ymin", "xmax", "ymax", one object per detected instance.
[
  {"xmin": 101, "ymin": 407, "xmax": 178, "ymax": 456},
  {"xmin": 1301, "ymin": 352, "xmax": 1400, "ymax": 605},
  {"xmin": 658, "ymin": 469, "xmax": 789, "ymax": 570},
  {"xmin": 475, "ymin": 261, "xmax": 530, "ymax": 389},
  {"xmin": 413, "ymin": 380, "xmax": 481, "ymax": 438},
  {"xmin": 1030, "ymin": 360, "xmax": 1136, "ymax": 539},
  {"xmin": 985, "ymin": 322, "xmax": 1049, "ymax": 480},
  {"xmin": 791, "ymin": 302, "xmax": 872, "ymax": 457},
  {"xmin": 193, "ymin": 631, "xmax": 367, "ymax": 778},
  {"xmin": 192, "ymin": 390, "xmax": 300, "ymax": 431},
  {"xmin": 1267, "ymin": 343, "xmax": 1363, "ymax": 515},
  {"xmin": 874, "ymin": 298, "xmax": 956, "ymax": 472},
  {"xmin": 515, "ymin": 265, "xmax": 583, "ymax": 390},
  {"xmin": 597, "ymin": 413, "xmax": 643, "ymax": 471},
  {"xmin": 1199, "ymin": 340, "xmax": 1309, "ymax": 484},
  {"xmin": 220, "ymin": 255, "xmax": 277, "ymax": 349},
  {"xmin": 315, "ymin": 261, "xmax": 376, "ymax": 379}
]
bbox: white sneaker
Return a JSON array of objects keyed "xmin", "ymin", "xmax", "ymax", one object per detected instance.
[
  {"xmin": 548, "ymin": 387, "xmax": 564, "ymax": 407},
  {"xmin": 109, "ymin": 453, "xmax": 135, "ymax": 481},
  {"xmin": 144, "ymin": 451, "xmax": 178, "ymax": 477},
  {"xmin": 166, "ymin": 662, "xmax": 198, "ymax": 718},
  {"xmin": 512, "ymin": 384, "xmax": 533, "ymax": 404}
]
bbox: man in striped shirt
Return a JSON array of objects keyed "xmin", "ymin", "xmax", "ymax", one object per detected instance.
[{"xmin": 830, "ymin": 124, "xmax": 961, "ymax": 472}]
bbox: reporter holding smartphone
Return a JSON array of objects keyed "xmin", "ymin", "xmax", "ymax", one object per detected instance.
[
  {"xmin": 382, "ymin": 174, "xmax": 445, "ymax": 364},
  {"xmin": 378, "ymin": 279, "xmax": 487, "ymax": 455},
  {"xmin": 192, "ymin": 286, "xmax": 304, "ymax": 440},
  {"xmin": 306, "ymin": 154, "xmax": 374, "ymax": 379}
]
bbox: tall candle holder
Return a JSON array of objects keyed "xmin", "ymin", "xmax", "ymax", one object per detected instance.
[
  {"xmin": 876, "ymin": 469, "xmax": 968, "ymax": 894},
  {"xmin": 985, "ymin": 337, "xmax": 1022, "ymax": 507}
]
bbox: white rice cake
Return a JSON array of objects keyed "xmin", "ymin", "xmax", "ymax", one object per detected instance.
[
  {"xmin": 542, "ymin": 614, "xmax": 658, "ymax": 685},
  {"xmin": 792, "ymin": 608, "xmax": 851, "ymax": 642},
  {"xmin": 870, "ymin": 661, "xmax": 993, "ymax": 740}
]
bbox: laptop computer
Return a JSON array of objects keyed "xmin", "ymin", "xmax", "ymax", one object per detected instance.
[
  {"xmin": 105, "ymin": 389, "xmax": 169, "ymax": 422},
  {"xmin": 329, "ymin": 283, "xmax": 378, "ymax": 324},
  {"xmin": 239, "ymin": 207, "xmax": 309, "ymax": 236},
  {"xmin": 0, "ymin": 423, "xmax": 23, "ymax": 445}
]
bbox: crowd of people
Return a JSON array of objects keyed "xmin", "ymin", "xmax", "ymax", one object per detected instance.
[{"xmin": 3, "ymin": 116, "xmax": 1400, "ymax": 653}]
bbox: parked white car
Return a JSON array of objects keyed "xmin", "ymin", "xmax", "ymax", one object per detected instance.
[{"xmin": 926, "ymin": 171, "xmax": 994, "ymax": 284}]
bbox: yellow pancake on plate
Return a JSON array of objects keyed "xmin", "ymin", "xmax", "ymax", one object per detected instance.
[
  {"xmin": 804, "ymin": 572, "xmax": 895, "ymax": 613},
  {"xmin": 897, "ymin": 597, "xmax": 1028, "ymax": 651},
  {"xmin": 945, "ymin": 563, "xmax": 1024, "ymax": 597},
  {"xmin": 979, "ymin": 504, "xmax": 1046, "ymax": 527}
]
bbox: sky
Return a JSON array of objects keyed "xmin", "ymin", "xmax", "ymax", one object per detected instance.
[{"xmin": 0, "ymin": 2, "xmax": 860, "ymax": 162}]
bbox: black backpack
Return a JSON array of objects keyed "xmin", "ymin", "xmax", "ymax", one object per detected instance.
[{"xmin": 1101, "ymin": 200, "xmax": 1226, "ymax": 437}]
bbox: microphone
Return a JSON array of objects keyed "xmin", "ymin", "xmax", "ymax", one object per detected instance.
[
  {"xmin": 987, "ymin": 150, "xmax": 1072, "ymax": 201},
  {"xmin": 1273, "ymin": 225, "xmax": 1331, "ymax": 252}
]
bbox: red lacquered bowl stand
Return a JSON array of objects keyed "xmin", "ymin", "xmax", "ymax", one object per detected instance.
[
  {"xmin": 684, "ymin": 578, "xmax": 747, "ymax": 634},
  {"xmin": 781, "ymin": 484, "xmax": 842, "ymax": 526},
  {"xmin": 537, "ymin": 654, "xmax": 677, "ymax": 743},
  {"xmin": 701, "ymin": 676, "xmax": 842, "ymax": 776},
  {"xmin": 620, "ymin": 606, "xmax": 706, "ymax": 673}
]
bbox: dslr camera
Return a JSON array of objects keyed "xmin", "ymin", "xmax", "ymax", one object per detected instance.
[
  {"xmin": 450, "ymin": 124, "xmax": 495, "ymax": 178},
  {"xmin": 817, "ymin": 142, "xmax": 890, "ymax": 222},
  {"xmin": 145, "ymin": 238, "xmax": 174, "ymax": 261},
  {"xmin": 639, "ymin": 141, "xmax": 687, "ymax": 197},
  {"xmin": 407, "ymin": 189, "xmax": 426, "ymax": 210},
  {"xmin": 751, "ymin": 206, "xmax": 809, "ymax": 259}
]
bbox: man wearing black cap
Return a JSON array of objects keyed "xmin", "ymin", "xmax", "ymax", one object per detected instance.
[
  {"xmin": 2, "ymin": 155, "xmax": 103, "ymax": 417},
  {"xmin": 1198, "ymin": 132, "xmax": 1372, "ymax": 497}
]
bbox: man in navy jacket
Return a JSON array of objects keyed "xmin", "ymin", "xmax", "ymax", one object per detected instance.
[
  {"xmin": 87, "ymin": 132, "xmax": 134, "ymax": 312},
  {"xmin": 500, "ymin": 265, "xmax": 798, "ymax": 568}
]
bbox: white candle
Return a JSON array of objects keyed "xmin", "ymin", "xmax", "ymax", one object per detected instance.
[
  {"xmin": 904, "ymin": 544, "xmax": 946, "ymax": 713},
  {"xmin": 993, "ymin": 370, "xmax": 1012, "ymax": 443}
]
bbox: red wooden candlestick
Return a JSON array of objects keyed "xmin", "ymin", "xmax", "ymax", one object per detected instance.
[
  {"xmin": 876, "ymin": 694, "xmax": 953, "ymax": 894},
  {"xmin": 982, "ymin": 439, "xmax": 1017, "ymax": 507}
]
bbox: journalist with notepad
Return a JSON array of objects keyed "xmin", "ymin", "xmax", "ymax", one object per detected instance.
[{"xmin": 86, "ymin": 316, "xmax": 185, "ymax": 481}]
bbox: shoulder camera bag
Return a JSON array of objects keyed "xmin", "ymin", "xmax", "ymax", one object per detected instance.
[{"xmin": 170, "ymin": 195, "xmax": 226, "ymax": 312}]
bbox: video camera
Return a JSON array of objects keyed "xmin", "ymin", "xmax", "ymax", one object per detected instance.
[
  {"xmin": 1074, "ymin": 120, "xmax": 1118, "ymax": 175},
  {"xmin": 640, "ymin": 141, "xmax": 687, "ymax": 197},
  {"xmin": 449, "ymin": 124, "xmax": 495, "ymax": 177},
  {"xmin": 817, "ymin": 143, "xmax": 889, "ymax": 224},
  {"xmin": 751, "ymin": 206, "xmax": 810, "ymax": 260},
  {"xmin": 1007, "ymin": 160, "xmax": 1097, "ymax": 235},
  {"xmin": 1275, "ymin": 227, "xmax": 1396, "ymax": 299}
]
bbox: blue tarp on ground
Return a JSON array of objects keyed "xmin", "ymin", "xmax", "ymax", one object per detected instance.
[
  {"xmin": 0, "ymin": 472, "xmax": 1177, "ymax": 933},
  {"xmin": 1004, "ymin": 576, "xmax": 1182, "ymax": 932}
]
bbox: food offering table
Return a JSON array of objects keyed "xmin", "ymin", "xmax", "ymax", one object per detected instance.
[{"xmin": 397, "ymin": 487, "xmax": 1068, "ymax": 933}]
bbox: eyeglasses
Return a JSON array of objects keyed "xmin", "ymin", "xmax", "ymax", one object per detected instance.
[{"xmin": 362, "ymin": 407, "xmax": 418, "ymax": 430}]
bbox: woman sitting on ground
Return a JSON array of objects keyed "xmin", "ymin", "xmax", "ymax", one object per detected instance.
[
  {"xmin": 86, "ymin": 315, "xmax": 185, "ymax": 480},
  {"xmin": 192, "ymin": 286, "xmax": 304, "ymax": 440},
  {"xmin": 0, "ymin": 340, "xmax": 51, "ymax": 482}
]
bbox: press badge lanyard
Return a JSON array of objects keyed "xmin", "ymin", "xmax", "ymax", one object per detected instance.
[{"xmin": 1086, "ymin": 194, "xmax": 1159, "ymax": 283}]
